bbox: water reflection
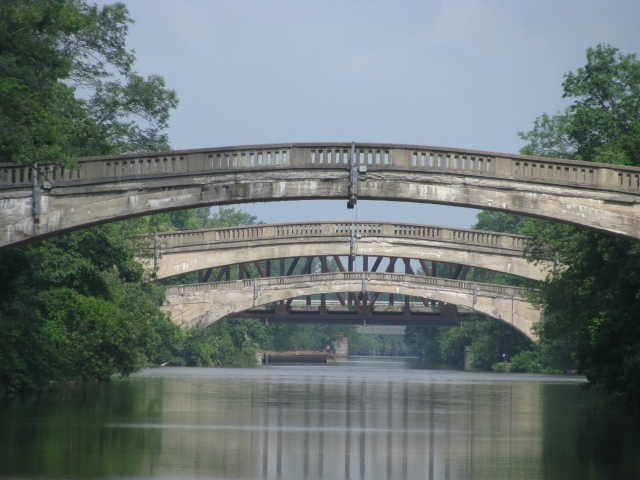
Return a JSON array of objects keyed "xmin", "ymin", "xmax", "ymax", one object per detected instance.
[{"xmin": 1, "ymin": 359, "xmax": 639, "ymax": 479}]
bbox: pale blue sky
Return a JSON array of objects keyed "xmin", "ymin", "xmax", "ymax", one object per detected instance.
[{"xmin": 99, "ymin": 0, "xmax": 640, "ymax": 228}]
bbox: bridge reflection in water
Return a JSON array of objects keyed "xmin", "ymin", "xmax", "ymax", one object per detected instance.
[
  {"xmin": 140, "ymin": 364, "xmax": 550, "ymax": 480},
  {"xmin": 3, "ymin": 362, "xmax": 635, "ymax": 479}
]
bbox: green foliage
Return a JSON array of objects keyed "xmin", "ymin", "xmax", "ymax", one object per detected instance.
[
  {"xmin": 0, "ymin": 223, "xmax": 172, "ymax": 392},
  {"xmin": 493, "ymin": 350, "xmax": 572, "ymax": 374},
  {"xmin": 34, "ymin": 287, "xmax": 148, "ymax": 381},
  {"xmin": 491, "ymin": 362, "xmax": 509, "ymax": 373},
  {"xmin": 404, "ymin": 327, "xmax": 450, "ymax": 363},
  {"xmin": 148, "ymin": 312, "xmax": 186, "ymax": 366},
  {"xmin": 183, "ymin": 319, "xmax": 269, "ymax": 367},
  {"xmin": 518, "ymin": 111, "xmax": 577, "ymax": 159},
  {"xmin": 519, "ymin": 44, "xmax": 640, "ymax": 166},
  {"xmin": 562, "ymin": 45, "xmax": 640, "ymax": 165},
  {"xmin": 405, "ymin": 317, "xmax": 531, "ymax": 369},
  {"xmin": 0, "ymin": 0, "xmax": 178, "ymax": 164},
  {"xmin": 473, "ymin": 210, "xmax": 529, "ymax": 235},
  {"xmin": 266, "ymin": 324, "xmax": 347, "ymax": 352},
  {"xmin": 0, "ymin": 1, "xmax": 179, "ymax": 392},
  {"xmin": 258, "ymin": 324, "xmax": 417, "ymax": 357},
  {"xmin": 459, "ymin": 319, "xmax": 531, "ymax": 370},
  {"xmin": 348, "ymin": 333, "xmax": 415, "ymax": 356},
  {"xmin": 149, "ymin": 206, "xmax": 259, "ymax": 234},
  {"xmin": 517, "ymin": 44, "xmax": 640, "ymax": 404}
]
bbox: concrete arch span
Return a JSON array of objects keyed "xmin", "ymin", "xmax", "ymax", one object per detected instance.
[
  {"xmin": 152, "ymin": 221, "xmax": 549, "ymax": 281},
  {"xmin": 3, "ymin": 143, "xmax": 640, "ymax": 249},
  {"xmin": 163, "ymin": 272, "xmax": 542, "ymax": 341}
]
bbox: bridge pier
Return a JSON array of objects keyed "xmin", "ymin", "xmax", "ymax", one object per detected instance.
[{"xmin": 332, "ymin": 337, "xmax": 349, "ymax": 359}]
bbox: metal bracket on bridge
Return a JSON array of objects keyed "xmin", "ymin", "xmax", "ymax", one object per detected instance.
[
  {"xmin": 31, "ymin": 165, "xmax": 52, "ymax": 225},
  {"xmin": 349, "ymin": 224, "xmax": 361, "ymax": 259},
  {"xmin": 32, "ymin": 165, "xmax": 40, "ymax": 224},
  {"xmin": 153, "ymin": 234, "xmax": 161, "ymax": 268},
  {"xmin": 254, "ymin": 278, "xmax": 260, "ymax": 300},
  {"xmin": 347, "ymin": 142, "xmax": 358, "ymax": 209},
  {"xmin": 362, "ymin": 273, "xmax": 369, "ymax": 304}
]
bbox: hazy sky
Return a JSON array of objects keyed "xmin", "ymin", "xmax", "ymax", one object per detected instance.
[{"xmin": 99, "ymin": 0, "xmax": 640, "ymax": 228}]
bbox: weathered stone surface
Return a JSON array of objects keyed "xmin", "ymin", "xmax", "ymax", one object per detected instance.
[
  {"xmin": 2, "ymin": 142, "xmax": 640, "ymax": 249},
  {"xmin": 163, "ymin": 273, "xmax": 542, "ymax": 341},
  {"xmin": 149, "ymin": 221, "xmax": 549, "ymax": 281}
]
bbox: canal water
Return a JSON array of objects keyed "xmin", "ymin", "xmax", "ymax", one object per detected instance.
[{"xmin": 1, "ymin": 358, "xmax": 639, "ymax": 480}]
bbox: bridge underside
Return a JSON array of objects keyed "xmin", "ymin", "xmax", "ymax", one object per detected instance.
[
  {"xmin": 162, "ymin": 253, "xmax": 482, "ymax": 327},
  {"xmin": 235, "ymin": 301, "xmax": 476, "ymax": 327}
]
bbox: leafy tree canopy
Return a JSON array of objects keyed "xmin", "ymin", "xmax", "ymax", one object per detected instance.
[
  {"xmin": 149, "ymin": 206, "xmax": 259, "ymax": 233},
  {"xmin": 519, "ymin": 44, "xmax": 640, "ymax": 166},
  {"xmin": 515, "ymin": 45, "xmax": 640, "ymax": 404},
  {"xmin": 0, "ymin": 0, "xmax": 178, "ymax": 166},
  {"xmin": 440, "ymin": 45, "xmax": 640, "ymax": 397},
  {"xmin": 0, "ymin": 1, "xmax": 179, "ymax": 393}
]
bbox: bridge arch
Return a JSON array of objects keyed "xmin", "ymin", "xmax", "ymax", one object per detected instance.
[
  {"xmin": 163, "ymin": 273, "xmax": 542, "ymax": 341},
  {"xmin": 151, "ymin": 221, "xmax": 549, "ymax": 281},
  {"xmin": 2, "ymin": 143, "xmax": 640, "ymax": 249}
]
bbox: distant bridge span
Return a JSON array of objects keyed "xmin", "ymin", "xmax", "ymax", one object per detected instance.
[
  {"xmin": 2, "ymin": 142, "xmax": 640, "ymax": 249},
  {"xmin": 151, "ymin": 221, "xmax": 549, "ymax": 281},
  {"xmin": 163, "ymin": 272, "xmax": 542, "ymax": 341}
]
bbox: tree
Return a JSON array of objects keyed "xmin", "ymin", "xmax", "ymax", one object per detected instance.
[
  {"xmin": 266, "ymin": 324, "xmax": 347, "ymax": 352},
  {"xmin": 473, "ymin": 210, "xmax": 528, "ymax": 235},
  {"xmin": 405, "ymin": 317, "xmax": 531, "ymax": 369},
  {"xmin": 520, "ymin": 44, "xmax": 640, "ymax": 166},
  {"xmin": 0, "ymin": 222, "xmax": 180, "ymax": 392},
  {"xmin": 0, "ymin": 0, "xmax": 178, "ymax": 165},
  {"xmin": 0, "ymin": 1, "xmax": 179, "ymax": 392},
  {"xmin": 149, "ymin": 206, "xmax": 259, "ymax": 234},
  {"xmin": 518, "ymin": 44, "xmax": 640, "ymax": 404},
  {"xmin": 183, "ymin": 319, "xmax": 270, "ymax": 367}
]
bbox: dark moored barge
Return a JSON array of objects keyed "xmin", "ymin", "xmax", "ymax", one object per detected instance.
[{"xmin": 264, "ymin": 349, "xmax": 335, "ymax": 364}]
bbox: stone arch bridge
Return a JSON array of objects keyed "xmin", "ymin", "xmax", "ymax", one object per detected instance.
[
  {"xmin": 149, "ymin": 221, "xmax": 549, "ymax": 281},
  {"xmin": 163, "ymin": 273, "xmax": 540, "ymax": 341},
  {"xmin": 3, "ymin": 142, "xmax": 640, "ymax": 249}
]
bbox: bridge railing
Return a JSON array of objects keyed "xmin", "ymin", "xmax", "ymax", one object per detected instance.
[
  {"xmin": 166, "ymin": 272, "xmax": 528, "ymax": 298},
  {"xmin": 2, "ymin": 143, "xmax": 640, "ymax": 194},
  {"xmin": 286, "ymin": 298, "xmax": 442, "ymax": 308},
  {"xmin": 152, "ymin": 221, "xmax": 528, "ymax": 251}
]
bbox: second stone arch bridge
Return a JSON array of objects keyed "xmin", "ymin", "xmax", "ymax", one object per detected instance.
[{"xmin": 150, "ymin": 221, "xmax": 550, "ymax": 281}]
